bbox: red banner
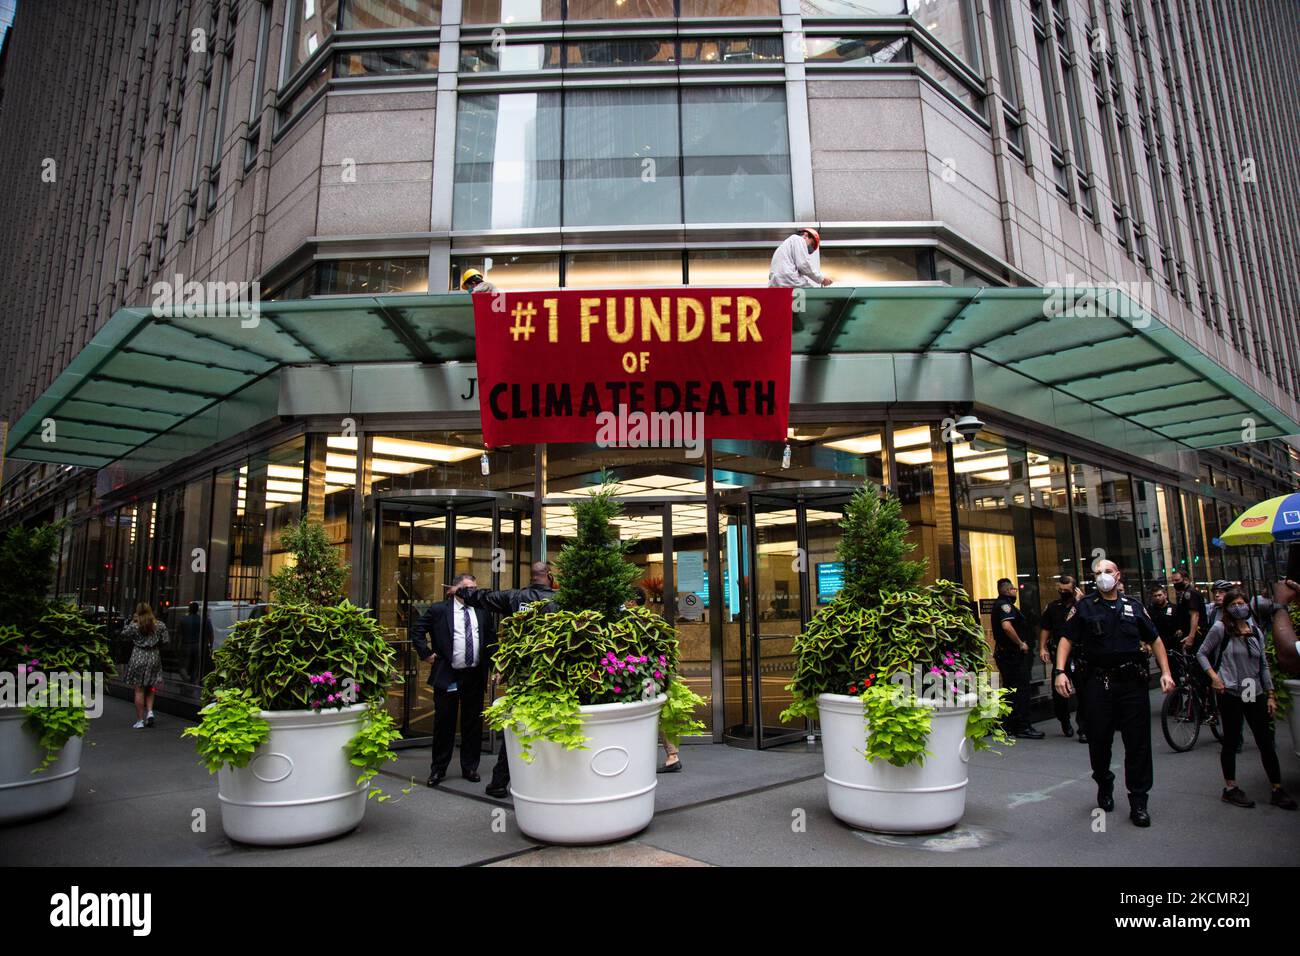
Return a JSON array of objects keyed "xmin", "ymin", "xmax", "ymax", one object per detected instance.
[{"xmin": 472, "ymin": 287, "xmax": 792, "ymax": 448}]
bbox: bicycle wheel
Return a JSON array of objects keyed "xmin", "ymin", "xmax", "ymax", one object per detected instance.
[
  {"xmin": 1206, "ymin": 695, "xmax": 1223, "ymax": 742},
  {"xmin": 1161, "ymin": 684, "xmax": 1201, "ymax": 752}
]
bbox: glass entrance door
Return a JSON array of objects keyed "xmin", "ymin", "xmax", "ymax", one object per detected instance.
[
  {"xmin": 723, "ymin": 484, "xmax": 856, "ymax": 748},
  {"xmin": 372, "ymin": 491, "xmax": 531, "ymax": 741}
]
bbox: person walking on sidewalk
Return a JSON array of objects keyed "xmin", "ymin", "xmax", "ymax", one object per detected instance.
[
  {"xmin": 1057, "ymin": 560, "xmax": 1175, "ymax": 827},
  {"xmin": 121, "ymin": 602, "xmax": 167, "ymax": 729},
  {"xmin": 450, "ymin": 562, "xmax": 558, "ymax": 798},
  {"xmin": 768, "ymin": 228, "xmax": 833, "ymax": 288},
  {"xmin": 1039, "ymin": 575, "xmax": 1086, "ymax": 741},
  {"xmin": 993, "ymin": 578, "xmax": 1044, "ymax": 739},
  {"xmin": 1197, "ymin": 589, "xmax": 1297, "ymax": 811}
]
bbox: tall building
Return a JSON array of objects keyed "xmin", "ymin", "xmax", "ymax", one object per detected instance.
[{"xmin": 1, "ymin": 0, "xmax": 1298, "ymax": 746}]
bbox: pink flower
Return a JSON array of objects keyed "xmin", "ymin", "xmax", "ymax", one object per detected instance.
[
  {"xmin": 613, "ymin": 686, "xmax": 622, "ymax": 693},
  {"xmin": 653, "ymin": 670, "xmax": 662, "ymax": 679},
  {"xmin": 606, "ymin": 667, "xmax": 615, "ymax": 673},
  {"xmin": 659, "ymin": 655, "xmax": 666, "ymax": 664}
]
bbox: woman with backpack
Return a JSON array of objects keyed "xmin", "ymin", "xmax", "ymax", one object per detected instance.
[{"xmin": 1197, "ymin": 590, "xmax": 1296, "ymax": 810}]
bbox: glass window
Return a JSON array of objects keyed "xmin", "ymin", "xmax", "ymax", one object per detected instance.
[
  {"xmin": 564, "ymin": 88, "xmax": 680, "ymax": 226},
  {"xmin": 681, "ymin": 86, "xmax": 791, "ymax": 223},
  {"xmin": 934, "ymin": 252, "xmax": 995, "ymax": 286},
  {"xmin": 451, "ymin": 253, "xmax": 559, "ymax": 290},
  {"xmin": 367, "ymin": 432, "xmax": 535, "ymax": 494},
  {"xmin": 687, "ymin": 249, "xmax": 774, "ymax": 285},
  {"xmin": 316, "ymin": 257, "xmax": 430, "ymax": 294},
  {"xmin": 566, "ymin": 38, "xmax": 676, "ymax": 67},
  {"xmin": 911, "ymin": 43, "xmax": 983, "ymax": 114},
  {"xmin": 307, "ymin": 432, "xmax": 358, "ymax": 594},
  {"xmin": 816, "ymin": 247, "xmax": 926, "ymax": 283},
  {"xmin": 1036, "ymin": 34, "xmax": 1062, "ymax": 149},
  {"xmin": 339, "ymin": 0, "xmax": 441, "ymax": 29},
  {"xmin": 681, "ymin": 0, "xmax": 780, "ymax": 14},
  {"xmin": 462, "ymin": 0, "xmax": 563, "ymax": 24},
  {"xmin": 454, "ymin": 92, "xmax": 562, "ymax": 229},
  {"xmin": 336, "ymin": 47, "xmax": 439, "ymax": 76},
  {"xmin": 282, "ymin": 63, "xmax": 331, "ymax": 122},
  {"xmin": 565, "ymin": 0, "xmax": 674, "ymax": 20},
  {"xmin": 908, "ymin": 0, "xmax": 979, "ymax": 69},
  {"xmin": 1070, "ymin": 460, "xmax": 1141, "ymax": 591},
  {"xmin": 679, "ymin": 36, "xmax": 784, "ymax": 63},
  {"xmin": 459, "ymin": 42, "xmax": 558, "ymax": 71},
  {"xmin": 288, "ymin": 0, "xmax": 339, "ymax": 74},
  {"xmin": 801, "ymin": 0, "xmax": 905, "ymax": 16},
  {"xmin": 892, "ymin": 423, "xmax": 957, "ymax": 583},
  {"xmin": 564, "ymin": 251, "xmax": 683, "ymax": 287},
  {"xmin": 990, "ymin": 0, "xmax": 1017, "ymax": 103},
  {"xmin": 804, "ymin": 35, "xmax": 911, "ymax": 65}
]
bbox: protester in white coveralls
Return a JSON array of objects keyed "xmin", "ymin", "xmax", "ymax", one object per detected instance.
[{"xmin": 768, "ymin": 228, "xmax": 833, "ymax": 288}]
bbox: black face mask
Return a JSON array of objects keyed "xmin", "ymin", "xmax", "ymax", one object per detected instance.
[
  {"xmin": 1173, "ymin": 581, "xmax": 1187, "ymax": 591},
  {"xmin": 1004, "ymin": 593, "xmax": 1017, "ymax": 604},
  {"xmin": 1058, "ymin": 591, "xmax": 1074, "ymax": 603}
]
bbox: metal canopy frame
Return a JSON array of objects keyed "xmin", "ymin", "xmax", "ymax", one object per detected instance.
[{"xmin": 6, "ymin": 287, "xmax": 1297, "ymax": 468}]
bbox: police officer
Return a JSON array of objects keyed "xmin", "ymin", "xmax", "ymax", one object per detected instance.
[
  {"xmin": 1038, "ymin": 574, "xmax": 1086, "ymax": 741},
  {"xmin": 992, "ymin": 577, "xmax": 1044, "ymax": 739},
  {"xmin": 448, "ymin": 562, "xmax": 557, "ymax": 798},
  {"xmin": 1169, "ymin": 569, "xmax": 1206, "ymax": 650},
  {"xmin": 1055, "ymin": 559, "xmax": 1176, "ymax": 827}
]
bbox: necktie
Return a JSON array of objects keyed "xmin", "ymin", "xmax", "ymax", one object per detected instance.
[{"xmin": 464, "ymin": 605, "xmax": 475, "ymax": 668}]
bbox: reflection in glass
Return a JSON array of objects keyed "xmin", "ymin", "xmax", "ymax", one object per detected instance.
[
  {"xmin": 907, "ymin": 0, "xmax": 979, "ymax": 69},
  {"xmin": 459, "ymin": 43, "xmax": 557, "ymax": 72},
  {"xmin": 681, "ymin": 86, "xmax": 791, "ymax": 223},
  {"xmin": 336, "ymin": 47, "xmax": 439, "ymax": 76},
  {"xmin": 687, "ymin": 249, "xmax": 773, "ymax": 285},
  {"xmin": 567, "ymin": 39, "xmax": 675, "ymax": 67},
  {"xmin": 339, "ymin": 0, "xmax": 440, "ymax": 29},
  {"xmin": 451, "ymin": 254, "xmax": 559, "ymax": 290},
  {"xmin": 804, "ymin": 35, "xmax": 910, "ymax": 65},
  {"xmin": 801, "ymin": 0, "xmax": 904, "ymax": 15},
  {"xmin": 816, "ymin": 248, "xmax": 925, "ymax": 283},
  {"xmin": 681, "ymin": 0, "xmax": 781, "ymax": 13},
  {"xmin": 1070, "ymin": 460, "xmax": 1141, "ymax": 588},
  {"xmin": 462, "ymin": 0, "xmax": 563, "ymax": 23},
  {"xmin": 454, "ymin": 93, "xmax": 562, "ymax": 229},
  {"xmin": 362, "ymin": 433, "xmax": 535, "ymax": 494},
  {"xmin": 892, "ymin": 424, "xmax": 957, "ymax": 583},
  {"xmin": 564, "ymin": 88, "xmax": 680, "ymax": 226},
  {"xmin": 911, "ymin": 44, "xmax": 984, "ymax": 114},
  {"xmin": 316, "ymin": 257, "xmax": 429, "ymax": 294},
  {"xmin": 288, "ymin": 0, "xmax": 339, "ymax": 73},
  {"xmin": 566, "ymin": 0, "xmax": 674, "ymax": 19},
  {"xmin": 679, "ymin": 37, "xmax": 784, "ymax": 63}
]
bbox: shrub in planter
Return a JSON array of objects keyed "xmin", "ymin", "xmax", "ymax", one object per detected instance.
[
  {"xmin": 182, "ymin": 517, "xmax": 401, "ymax": 846},
  {"xmin": 782, "ymin": 482, "xmax": 1011, "ymax": 833},
  {"xmin": 485, "ymin": 477, "xmax": 705, "ymax": 844},
  {"xmin": 0, "ymin": 523, "xmax": 114, "ymax": 823}
]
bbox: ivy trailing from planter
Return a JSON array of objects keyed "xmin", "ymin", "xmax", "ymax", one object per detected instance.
[
  {"xmin": 782, "ymin": 482, "xmax": 1012, "ymax": 766},
  {"xmin": 184, "ymin": 519, "xmax": 401, "ymax": 795},
  {"xmin": 0, "ymin": 523, "xmax": 115, "ymax": 771},
  {"xmin": 485, "ymin": 476, "xmax": 705, "ymax": 760}
]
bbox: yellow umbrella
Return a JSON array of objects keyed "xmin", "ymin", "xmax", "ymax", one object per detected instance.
[{"xmin": 1215, "ymin": 492, "xmax": 1300, "ymax": 547}]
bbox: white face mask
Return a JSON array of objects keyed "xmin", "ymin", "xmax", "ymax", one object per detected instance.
[{"xmin": 1095, "ymin": 573, "xmax": 1118, "ymax": 593}]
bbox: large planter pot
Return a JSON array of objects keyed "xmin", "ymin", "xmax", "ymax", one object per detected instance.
[
  {"xmin": 1285, "ymin": 680, "xmax": 1300, "ymax": 762},
  {"xmin": 505, "ymin": 693, "xmax": 666, "ymax": 845},
  {"xmin": 217, "ymin": 703, "xmax": 369, "ymax": 846},
  {"xmin": 0, "ymin": 708, "xmax": 83, "ymax": 825},
  {"xmin": 818, "ymin": 692, "xmax": 976, "ymax": 834}
]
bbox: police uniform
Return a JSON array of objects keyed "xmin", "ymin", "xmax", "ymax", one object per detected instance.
[
  {"xmin": 1064, "ymin": 592, "xmax": 1161, "ymax": 817},
  {"xmin": 992, "ymin": 598, "xmax": 1033, "ymax": 732},
  {"xmin": 1040, "ymin": 596, "xmax": 1086, "ymax": 735}
]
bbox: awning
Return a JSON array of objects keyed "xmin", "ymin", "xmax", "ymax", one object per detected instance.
[{"xmin": 5, "ymin": 286, "xmax": 1297, "ymax": 468}]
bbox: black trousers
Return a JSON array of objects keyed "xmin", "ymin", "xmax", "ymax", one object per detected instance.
[
  {"xmin": 1083, "ymin": 674, "xmax": 1152, "ymax": 803},
  {"xmin": 431, "ymin": 668, "xmax": 486, "ymax": 774},
  {"xmin": 1050, "ymin": 650, "xmax": 1087, "ymax": 728},
  {"xmin": 488, "ymin": 732, "xmax": 511, "ymax": 789},
  {"xmin": 1218, "ymin": 693, "xmax": 1282, "ymax": 785},
  {"xmin": 995, "ymin": 650, "xmax": 1032, "ymax": 729}
]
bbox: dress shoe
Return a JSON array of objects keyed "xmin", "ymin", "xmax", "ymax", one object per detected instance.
[
  {"xmin": 1130, "ymin": 806, "xmax": 1151, "ymax": 827},
  {"xmin": 657, "ymin": 759, "xmax": 683, "ymax": 773},
  {"xmin": 1060, "ymin": 722, "xmax": 1074, "ymax": 737},
  {"xmin": 1097, "ymin": 787, "xmax": 1115, "ymax": 812},
  {"xmin": 485, "ymin": 782, "xmax": 509, "ymax": 798},
  {"xmin": 1077, "ymin": 731, "xmax": 1089, "ymax": 744},
  {"xmin": 427, "ymin": 771, "xmax": 446, "ymax": 788},
  {"xmin": 1014, "ymin": 725, "xmax": 1045, "ymax": 739},
  {"xmin": 462, "ymin": 769, "xmax": 481, "ymax": 783}
]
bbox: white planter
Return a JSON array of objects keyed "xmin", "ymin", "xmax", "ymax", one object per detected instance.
[
  {"xmin": 818, "ymin": 692, "xmax": 976, "ymax": 834},
  {"xmin": 504, "ymin": 693, "xmax": 666, "ymax": 845},
  {"xmin": 217, "ymin": 703, "xmax": 369, "ymax": 846},
  {"xmin": 1285, "ymin": 680, "xmax": 1300, "ymax": 762},
  {"xmin": 0, "ymin": 708, "xmax": 83, "ymax": 824}
]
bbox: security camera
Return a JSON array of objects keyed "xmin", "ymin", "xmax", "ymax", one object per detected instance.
[{"xmin": 953, "ymin": 414, "xmax": 984, "ymax": 442}]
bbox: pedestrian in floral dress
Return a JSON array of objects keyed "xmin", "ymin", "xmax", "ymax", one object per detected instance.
[{"xmin": 122, "ymin": 602, "xmax": 167, "ymax": 729}]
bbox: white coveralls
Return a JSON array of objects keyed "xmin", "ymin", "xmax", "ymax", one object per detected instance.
[{"xmin": 767, "ymin": 234, "xmax": 826, "ymax": 288}]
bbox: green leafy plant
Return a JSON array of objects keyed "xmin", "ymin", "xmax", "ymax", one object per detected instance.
[
  {"xmin": 182, "ymin": 688, "xmax": 271, "ymax": 773},
  {"xmin": 266, "ymin": 515, "xmax": 349, "ymax": 605},
  {"xmin": 0, "ymin": 523, "xmax": 114, "ymax": 771},
  {"xmin": 486, "ymin": 477, "xmax": 705, "ymax": 759},
  {"xmin": 186, "ymin": 519, "xmax": 400, "ymax": 787},
  {"xmin": 782, "ymin": 481, "xmax": 1010, "ymax": 766}
]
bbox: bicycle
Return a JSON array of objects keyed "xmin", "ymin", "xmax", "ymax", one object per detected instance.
[{"xmin": 1160, "ymin": 644, "xmax": 1223, "ymax": 752}]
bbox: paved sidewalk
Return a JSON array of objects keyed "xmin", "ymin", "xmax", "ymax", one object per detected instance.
[{"xmin": 1, "ymin": 695, "xmax": 1296, "ymax": 866}]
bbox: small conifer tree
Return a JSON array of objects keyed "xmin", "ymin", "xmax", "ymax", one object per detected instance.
[
  {"xmin": 838, "ymin": 481, "xmax": 926, "ymax": 605},
  {"xmin": 267, "ymin": 516, "xmax": 349, "ymax": 606},
  {"xmin": 553, "ymin": 475, "xmax": 640, "ymax": 617}
]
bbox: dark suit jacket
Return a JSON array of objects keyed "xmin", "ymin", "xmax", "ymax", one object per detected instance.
[{"xmin": 410, "ymin": 599, "xmax": 496, "ymax": 691}]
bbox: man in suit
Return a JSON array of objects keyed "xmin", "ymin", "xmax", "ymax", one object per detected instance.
[{"xmin": 411, "ymin": 572, "xmax": 496, "ymax": 788}]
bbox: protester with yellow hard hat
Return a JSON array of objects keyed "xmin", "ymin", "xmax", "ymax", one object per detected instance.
[
  {"xmin": 460, "ymin": 269, "xmax": 496, "ymax": 293},
  {"xmin": 768, "ymin": 228, "xmax": 833, "ymax": 288}
]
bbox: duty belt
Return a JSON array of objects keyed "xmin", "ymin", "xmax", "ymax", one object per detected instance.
[{"xmin": 1090, "ymin": 659, "xmax": 1147, "ymax": 690}]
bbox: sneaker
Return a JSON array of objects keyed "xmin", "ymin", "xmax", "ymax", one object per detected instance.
[
  {"xmin": 1271, "ymin": 788, "xmax": 1298, "ymax": 811},
  {"xmin": 1060, "ymin": 722, "xmax": 1074, "ymax": 737},
  {"xmin": 131, "ymin": 719, "xmax": 146, "ymax": 729},
  {"xmin": 1221, "ymin": 786, "xmax": 1255, "ymax": 808},
  {"xmin": 145, "ymin": 711, "xmax": 156, "ymax": 727},
  {"xmin": 1014, "ymin": 725, "xmax": 1045, "ymax": 739}
]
